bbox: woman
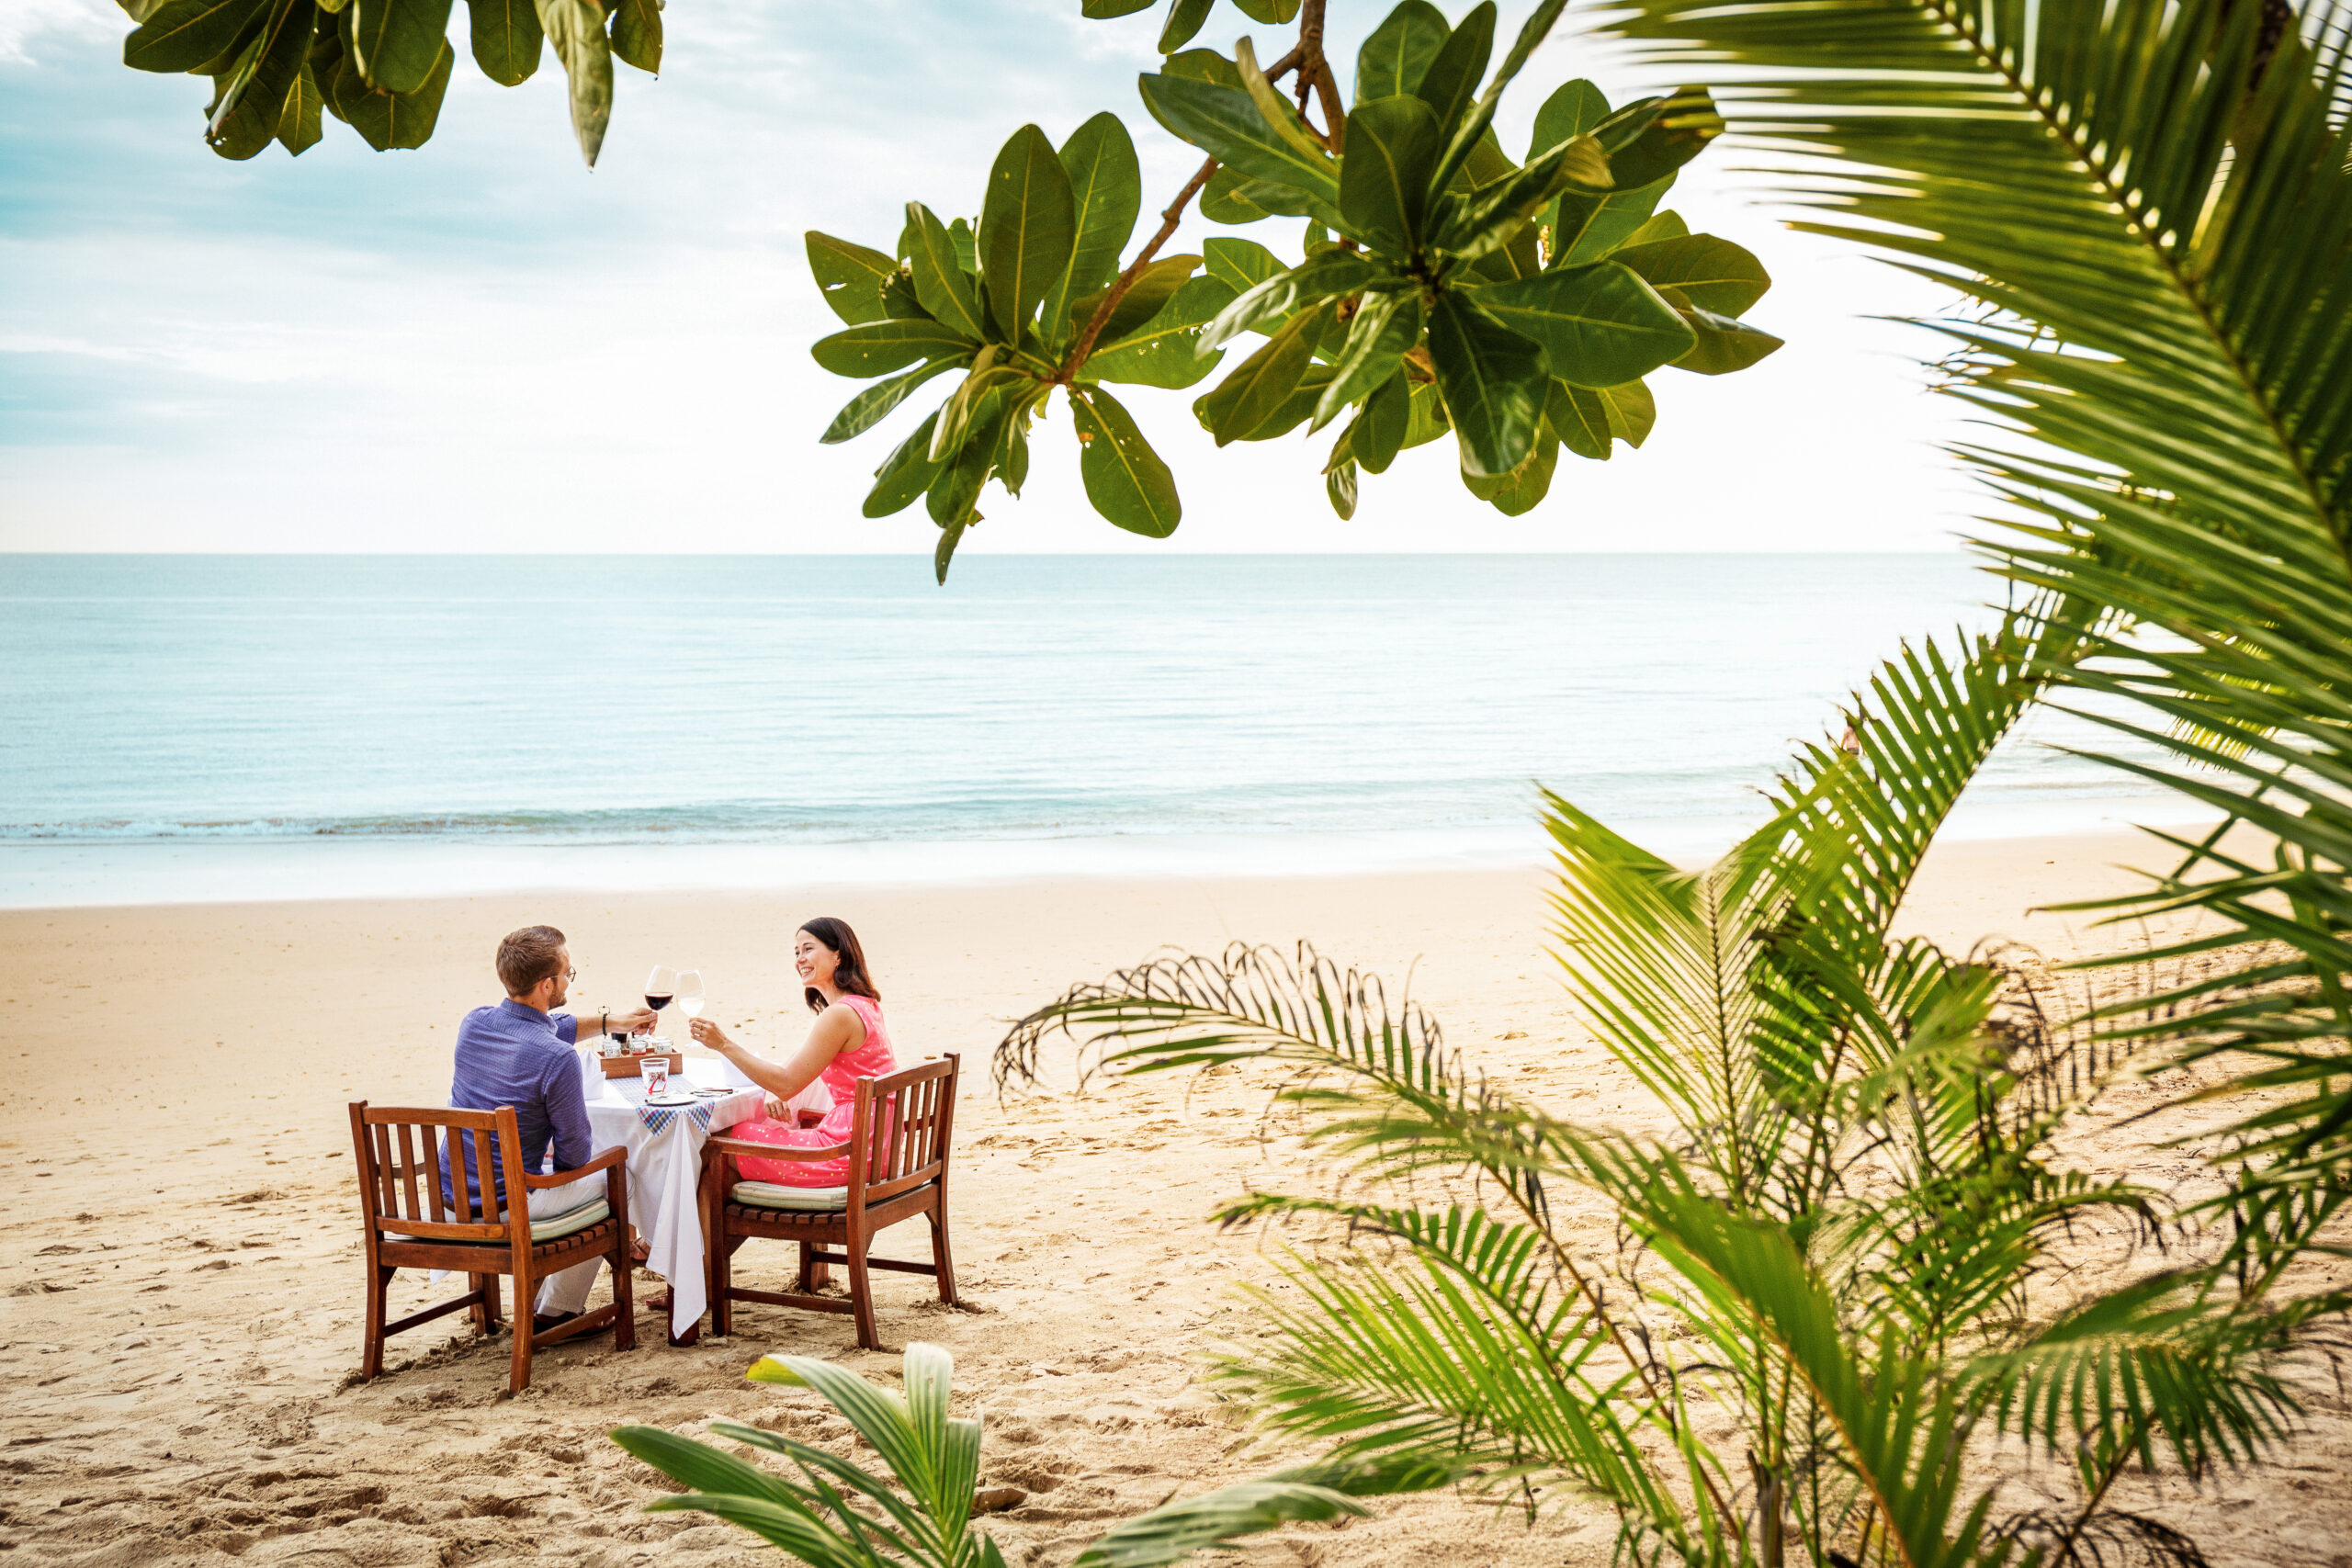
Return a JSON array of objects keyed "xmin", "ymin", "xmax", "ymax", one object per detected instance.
[{"xmin": 688, "ymin": 917, "xmax": 896, "ymax": 1187}]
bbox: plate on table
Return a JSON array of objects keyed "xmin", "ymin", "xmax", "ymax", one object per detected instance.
[{"xmin": 642, "ymin": 1091, "xmax": 697, "ymax": 1108}]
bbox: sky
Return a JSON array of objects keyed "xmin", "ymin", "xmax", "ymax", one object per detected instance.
[{"xmin": 0, "ymin": 0, "xmax": 1983, "ymax": 555}]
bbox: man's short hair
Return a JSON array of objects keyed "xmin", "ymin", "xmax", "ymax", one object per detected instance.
[{"xmin": 497, "ymin": 926, "xmax": 568, "ymax": 996}]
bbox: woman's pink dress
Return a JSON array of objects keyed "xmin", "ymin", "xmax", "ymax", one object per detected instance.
[{"xmin": 731, "ymin": 993, "xmax": 898, "ymax": 1187}]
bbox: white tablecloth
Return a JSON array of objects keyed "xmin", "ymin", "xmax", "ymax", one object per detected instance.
[{"xmin": 581, "ymin": 1051, "xmax": 830, "ymax": 1338}]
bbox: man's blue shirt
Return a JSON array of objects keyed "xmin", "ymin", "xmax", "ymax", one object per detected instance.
[{"xmin": 441, "ymin": 998, "xmax": 590, "ymax": 1212}]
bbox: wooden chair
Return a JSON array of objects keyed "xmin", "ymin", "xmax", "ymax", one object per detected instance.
[
  {"xmin": 348, "ymin": 1101, "xmax": 636, "ymax": 1393},
  {"xmin": 700, "ymin": 1054, "xmax": 960, "ymax": 1348}
]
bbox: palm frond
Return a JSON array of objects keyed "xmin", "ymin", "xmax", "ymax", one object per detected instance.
[
  {"xmin": 1068, "ymin": 1480, "xmax": 1367, "ymax": 1568},
  {"xmin": 1596, "ymin": 0, "xmax": 2352, "ymax": 1204}
]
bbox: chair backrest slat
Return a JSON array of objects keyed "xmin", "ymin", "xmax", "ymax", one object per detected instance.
[
  {"xmin": 852, "ymin": 1055, "xmax": 957, "ymax": 1204},
  {"xmin": 349, "ymin": 1102, "xmax": 520, "ymax": 1242}
]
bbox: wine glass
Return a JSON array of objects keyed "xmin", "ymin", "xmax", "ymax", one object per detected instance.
[
  {"xmin": 645, "ymin": 964, "xmax": 678, "ymax": 1025},
  {"xmin": 678, "ymin": 970, "xmax": 707, "ymax": 1025}
]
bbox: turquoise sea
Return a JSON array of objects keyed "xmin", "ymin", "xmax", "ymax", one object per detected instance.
[{"xmin": 0, "ymin": 555, "xmax": 2178, "ymax": 907}]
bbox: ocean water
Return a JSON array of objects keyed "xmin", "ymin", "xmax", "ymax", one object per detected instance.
[{"xmin": 0, "ymin": 555, "xmax": 2180, "ymax": 907}]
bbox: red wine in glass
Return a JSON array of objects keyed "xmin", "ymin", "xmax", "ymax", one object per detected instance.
[{"xmin": 645, "ymin": 964, "xmax": 678, "ymax": 1020}]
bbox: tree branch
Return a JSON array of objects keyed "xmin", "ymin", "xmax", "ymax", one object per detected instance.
[{"xmin": 1057, "ymin": 44, "xmax": 1306, "ymax": 385}]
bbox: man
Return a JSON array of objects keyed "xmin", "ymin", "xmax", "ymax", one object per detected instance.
[{"xmin": 444, "ymin": 924, "xmax": 654, "ymax": 1333}]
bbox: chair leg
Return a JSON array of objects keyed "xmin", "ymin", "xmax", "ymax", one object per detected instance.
[
  {"xmin": 847, "ymin": 1231, "xmax": 878, "ymax": 1350},
  {"xmin": 710, "ymin": 1219, "xmax": 734, "ymax": 1338},
  {"xmin": 611, "ymin": 1230, "xmax": 637, "ymax": 1353},
  {"xmin": 797, "ymin": 1240, "xmax": 827, "ymax": 1293},
  {"xmin": 480, "ymin": 1273, "xmax": 503, "ymax": 1334},
  {"xmin": 928, "ymin": 1208, "xmax": 959, "ymax": 1307},
  {"xmin": 361, "ymin": 1263, "xmax": 393, "ymax": 1380},
  {"xmin": 510, "ymin": 1259, "xmax": 536, "ymax": 1394}
]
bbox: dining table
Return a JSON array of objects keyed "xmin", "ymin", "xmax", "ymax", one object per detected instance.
[{"xmin": 576, "ymin": 1050, "xmax": 827, "ymax": 1342}]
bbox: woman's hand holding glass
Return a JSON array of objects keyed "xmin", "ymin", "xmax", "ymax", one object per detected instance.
[{"xmin": 689, "ymin": 1017, "xmax": 733, "ymax": 1053}]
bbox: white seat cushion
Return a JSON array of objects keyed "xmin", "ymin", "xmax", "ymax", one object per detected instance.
[
  {"xmin": 520, "ymin": 1198, "xmax": 611, "ymax": 1241},
  {"xmin": 732, "ymin": 1181, "xmax": 850, "ymax": 1211}
]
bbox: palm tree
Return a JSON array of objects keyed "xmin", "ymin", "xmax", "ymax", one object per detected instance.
[
  {"xmin": 1593, "ymin": 0, "xmax": 2352, "ymax": 1234},
  {"xmin": 1000, "ymin": 613, "xmax": 2328, "ymax": 1566}
]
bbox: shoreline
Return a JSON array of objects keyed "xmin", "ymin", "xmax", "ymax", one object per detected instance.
[{"xmin": 0, "ymin": 804, "xmax": 2205, "ymax": 911}]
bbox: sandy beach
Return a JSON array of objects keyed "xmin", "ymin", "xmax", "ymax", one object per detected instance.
[{"xmin": 4, "ymin": 826, "xmax": 2345, "ymax": 1567}]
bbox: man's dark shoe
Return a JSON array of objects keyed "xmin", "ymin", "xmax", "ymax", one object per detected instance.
[{"xmin": 532, "ymin": 1310, "xmax": 581, "ymax": 1336}]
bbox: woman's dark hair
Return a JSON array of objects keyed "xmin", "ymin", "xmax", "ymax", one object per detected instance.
[{"xmin": 800, "ymin": 917, "xmax": 879, "ymax": 1014}]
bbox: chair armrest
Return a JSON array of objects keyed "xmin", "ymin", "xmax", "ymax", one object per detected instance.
[
  {"xmin": 704, "ymin": 1136, "xmax": 850, "ymax": 1164},
  {"xmin": 524, "ymin": 1145, "xmax": 628, "ymax": 1187}
]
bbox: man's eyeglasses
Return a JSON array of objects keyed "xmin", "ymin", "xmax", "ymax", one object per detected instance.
[{"xmin": 564, "ymin": 968, "xmax": 578, "ymax": 983}]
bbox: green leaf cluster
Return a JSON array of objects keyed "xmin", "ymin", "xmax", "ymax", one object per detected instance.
[
  {"xmin": 1138, "ymin": 0, "xmax": 1779, "ymax": 518},
  {"xmin": 1080, "ymin": 0, "xmax": 1300, "ymax": 57},
  {"xmin": 116, "ymin": 0, "xmax": 658, "ymax": 164},
  {"xmin": 808, "ymin": 114, "xmax": 1233, "ymax": 578},
  {"xmin": 612, "ymin": 1341, "xmax": 1365, "ymax": 1568}
]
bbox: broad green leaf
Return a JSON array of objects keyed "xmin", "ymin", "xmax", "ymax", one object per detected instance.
[
  {"xmin": 807, "ymin": 231, "xmax": 898, "ymax": 327},
  {"xmin": 609, "ymin": 0, "xmax": 659, "ymax": 73},
  {"xmin": 1044, "ymin": 113, "xmax": 1141, "ymax": 346},
  {"xmin": 905, "ymin": 203, "xmax": 989, "ymax": 343},
  {"xmin": 535, "ymin": 0, "xmax": 610, "ymax": 167},
  {"xmin": 1071, "ymin": 386, "xmax": 1182, "ymax": 537},
  {"xmin": 123, "ymin": 0, "xmax": 266, "ymax": 73},
  {"xmin": 1229, "ymin": 0, "xmax": 1299, "ymax": 21},
  {"xmin": 1340, "ymin": 96, "xmax": 1442, "ymax": 255},
  {"xmin": 1549, "ymin": 174, "xmax": 1671, "ymax": 267},
  {"xmin": 1463, "ymin": 429, "xmax": 1557, "ymax": 513},
  {"xmin": 946, "ymin": 217, "xmax": 978, "ymax": 275},
  {"xmin": 1162, "ymin": 47, "xmax": 1240, "ymax": 90},
  {"xmin": 1327, "ymin": 458, "xmax": 1359, "ymax": 519},
  {"xmin": 1547, "ymin": 378, "xmax": 1611, "ymax": 459},
  {"xmin": 1067, "ymin": 254, "xmax": 1203, "ymax": 353},
  {"xmin": 1411, "ymin": 3, "xmax": 1491, "ymax": 141},
  {"xmin": 1668, "ymin": 301, "xmax": 1783, "ymax": 375},
  {"xmin": 1310, "ymin": 291, "xmax": 1422, "ymax": 431},
  {"xmin": 1352, "ymin": 370, "xmax": 1410, "ymax": 472},
  {"xmin": 1596, "ymin": 378, "xmax": 1654, "ymax": 446},
  {"xmin": 863, "ymin": 411, "xmax": 946, "ymax": 517},
  {"xmin": 1426, "ymin": 289, "xmax": 1544, "ymax": 476},
  {"xmin": 334, "ymin": 35, "xmax": 450, "ymax": 150},
  {"xmin": 1478, "ymin": 262, "xmax": 1695, "ymax": 387},
  {"xmin": 1158, "ymin": 0, "xmax": 1212, "ymax": 51},
  {"xmin": 927, "ymin": 387, "xmax": 1013, "ymax": 525},
  {"xmin": 207, "ymin": 0, "xmax": 309, "ymax": 159},
  {"xmin": 980, "ymin": 123, "xmax": 1077, "ymax": 343},
  {"xmin": 1428, "ymin": 0, "xmax": 1572, "ymax": 198},
  {"xmin": 1596, "ymin": 85, "xmax": 1722, "ymax": 191},
  {"xmin": 1080, "ymin": 0, "xmax": 1156, "ymax": 14},
  {"xmin": 929, "ymin": 358, "xmax": 1027, "ymax": 461},
  {"xmin": 1437, "ymin": 130, "xmax": 1610, "ymax": 263},
  {"xmin": 1235, "ymin": 37, "xmax": 1326, "ymax": 165},
  {"xmin": 879, "ymin": 270, "xmax": 927, "ymax": 319},
  {"xmin": 820, "ymin": 355, "xmax": 970, "ymax": 445},
  {"xmin": 1200, "ymin": 250, "xmax": 1385, "ymax": 354},
  {"xmin": 465, "ymin": 0, "xmax": 539, "ymax": 84},
  {"xmin": 1613, "ymin": 232, "xmax": 1770, "ymax": 316},
  {"xmin": 1529, "ymin": 78, "xmax": 1609, "ymax": 158},
  {"xmin": 811, "ymin": 320, "xmax": 979, "ymax": 378},
  {"xmin": 1083, "ymin": 276, "xmax": 1238, "ymax": 389},
  {"xmin": 1401, "ymin": 377, "xmax": 1450, "ymax": 448},
  {"xmin": 311, "ymin": 23, "xmax": 350, "ymax": 121},
  {"xmin": 1205, "ymin": 235, "xmax": 1284, "ymax": 294},
  {"xmin": 1194, "ymin": 306, "xmax": 1317, "ymax": 446},
  {"xmin": 933, "ymin": 517, "xmax": 967, "ymax": 584},
  {"xmin": 1233, "ymin": 359, "xmax": 1338, "ymax": 443},
  {"xmin": 1000, "ymin": 414, "xmax": 1030, "ymax": 496},
  {"xmin": 1201, "ymin": 167, "xmax": 1312, "ymax": 224},
  {"xmin": 1622, "ymin": 208, "xmax": 1688, "ymax": 247},
  {"xmin": 347, "ymin": 0, "xmax": 448, "ymax": 94},
  {"xmin": 1354, "ymin": 0, "xmax": 1447, "ymax": 105},
  {"xmin": 1139, "ymin": 73, "xmax": 1342, "ymax": 227},
  {"xmin": 276, "ymin": 59, "xmax": 322, "ymax": 153}
]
